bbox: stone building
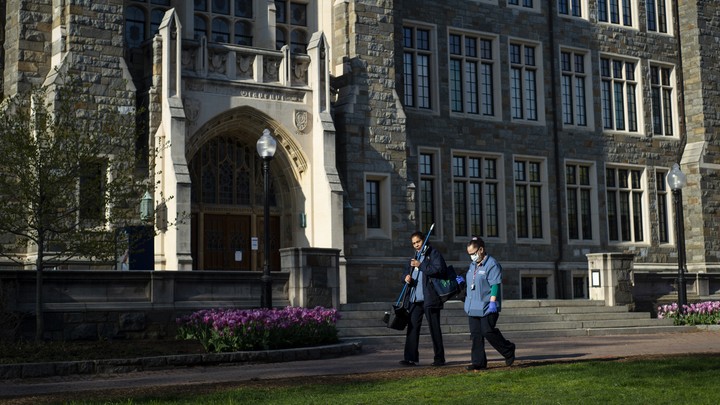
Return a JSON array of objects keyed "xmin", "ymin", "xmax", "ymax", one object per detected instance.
[{"xmin": 2, "ymin": 1, "xmax": 719, "ymax": 310}]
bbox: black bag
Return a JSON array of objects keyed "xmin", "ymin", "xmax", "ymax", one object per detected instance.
[
  {"xmin": 431, "ymin": 265, "xmax": 461, "ymax": 303},
  {"xmin": 383, "ymin": 284, "xmax": 411, "ymax": 330}
]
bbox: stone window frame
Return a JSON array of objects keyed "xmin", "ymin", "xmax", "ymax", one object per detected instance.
[
  {"xmin": 520, "ymin": 272, "xmax": 553, "ymax": 299},
  {"xmin": 125, "ymin": 1, "xmax": 171, "ymax": 48},
  {"xmin": 564, "ymin": 159, "xmax": 600, "ymax": 245},
  {"xmin": 512, "ymin": 155, "xmax": 550, "ymax": 244},
  {"xmin": 364, "ymin": 173, "xmax": 392, "ymax": 240},
  {"xmin": 508, "ymin": 38, "xmax": 546, "ymax": 125},
  {"xmin": 78, "ymin": 156, "xmax": 111, "ymax": 231},
  {"xmin": 559, "ymin": 46, "xmax": 593, "ymax": 130},
  {"xmin": 597, "ymin": 0, "xmax": 638, "ymax": 29},
  {"xmin": 653, "ymin": 167, "xmax": 674, "ymax": 246},
  {"xmin": 507, "ymin": 0, "xmax": 540, "ymax": 13},
  {"xmin": 193, "ymin": 0, "xmax": 255, "ymax": 46},
  {"xmin": 418, "ymin": 148, "xmax": 443, "ymax": 238},
  {"xmin": 649, "ymin": 61, "xmax": 678, "ymax": 138},
  {"xmin": 450, "ymin": 150, "xmax": 506, "ymax": 243},
  {"xmin": 599, "ymin": 53, "xmax": 642, "ymax": 135},
  {"xmin": 605, "ymin": 164, "xmax": 651, "ymax": 246},
  {"xmin": 558, "ymin": 0, "xmax": 589, "ymax": 19},
  {"xmin": 645, "ymin": 0, "xmax": 672, "ymax": 35},
  {"xmin": 447, "ymin": 28, "xmax": 502, "ymax": 121},
  {"xmin": 403, "ymin": 22, "xmax": 440, "ymax": 114},
  {"xmin": 274, "ymin": 0, "xmax": 310, "ymax": 53}
]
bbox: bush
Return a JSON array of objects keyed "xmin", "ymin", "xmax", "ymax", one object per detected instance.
[
  {"xmin": 176, "ymin": 306, "xmax": 340, "ymax": 352},
  {"xmin": 657, "ymin": 301, "xmax": 720, "ymax": 326}
]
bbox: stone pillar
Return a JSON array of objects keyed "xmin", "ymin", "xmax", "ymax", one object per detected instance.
[
  {"xmin": 586, "ymin": 253, "xmax": 635, "ymax": 307},
  {"xmin": 282, "ymin": 247, "xmax": 340, "ymax": 308}
]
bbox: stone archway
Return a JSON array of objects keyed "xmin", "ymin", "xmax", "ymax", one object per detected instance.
[{"xmin": 186, "ymin": 108, "xmax": 303, "ymax": 271}]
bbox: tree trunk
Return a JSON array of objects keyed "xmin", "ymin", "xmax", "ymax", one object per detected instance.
[{"xmin": 35, "ymin": 240, "xmax": 45, "ymax": 341}]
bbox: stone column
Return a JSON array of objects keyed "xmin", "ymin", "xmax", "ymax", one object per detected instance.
[
  {"xmin": 586, "ymin": 253, "xmax": 635, "ymax": 307},
  {"xmin": 282, "ymin": 247, "xmax": 340, "ymax": 308}
]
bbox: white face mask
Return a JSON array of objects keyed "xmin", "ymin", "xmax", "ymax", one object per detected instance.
[{"xmin": 470, "ymin": 253, "xmax": 480, "ymax": 263}]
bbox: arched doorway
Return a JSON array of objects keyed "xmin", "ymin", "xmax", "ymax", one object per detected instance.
[{"xmin": 188, "ymin": 135, "xmax": 281, "ymax": 271}]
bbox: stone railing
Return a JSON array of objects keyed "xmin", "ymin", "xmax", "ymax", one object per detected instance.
[{"xmin": 181, "ymin": 39, "xmax": 310, "ymax": 87}]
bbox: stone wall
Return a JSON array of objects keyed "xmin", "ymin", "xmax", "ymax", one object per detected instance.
[{"xmin": 0, "ymin": 270, "xmax": 292, "ymax": 341}]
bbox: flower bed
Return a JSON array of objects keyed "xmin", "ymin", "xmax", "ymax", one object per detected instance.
[
  {"xmin": 657, "ymin": 301, "xmax": 720, "ymax": 326},
  {"xmin": 176, "ymin": 306, "xmax": 340, "ymax": 353}
]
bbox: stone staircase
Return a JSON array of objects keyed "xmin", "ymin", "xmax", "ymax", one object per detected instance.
[{"xmin": 337, "ymin": 299, "xmax": 697, "ymax": 345}]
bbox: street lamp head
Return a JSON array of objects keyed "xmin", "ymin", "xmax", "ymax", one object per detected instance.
[
  {"xmin": 140, "ymin": 191, "xmax": 153, "ymax": 221},
  {"xmin": 667, "ymin": 163, "xmax": 687, "ymax": 191},
  {"xmin": 256, "ymin": 129, "xmax": 277, "ymax": 160}
]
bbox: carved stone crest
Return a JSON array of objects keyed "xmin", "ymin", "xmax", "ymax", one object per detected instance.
[{"xmin": 294, "ymin": 110, "xmax": 309, "ymax": 133}]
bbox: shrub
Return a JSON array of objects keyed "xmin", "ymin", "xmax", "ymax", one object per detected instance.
[
  {"xmin": 657, "ymin": 301, "xmax": 720, "ymax": 326},
  {"xmin": 176, "ymin": 306, "xmax": 340, "ymax": 352}
]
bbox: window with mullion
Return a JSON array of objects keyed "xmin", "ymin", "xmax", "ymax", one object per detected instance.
[
  {"xmin": 655, "ymin": 170, "xmax": 670, "ymax": 243},
  {"xmin": 646, "ymin": 0, "xmax": 669, "ymax": 33},
  {"xmin": 275, "ymin": 0, "xmax": 307, "ymax": 53},
  {"xmin": 449, "ymin": 32, "xmax": 496, "ymax": 117},
  {"xmin": 79, "ymin": 159, "xmax": 108, "ymax": 227},
  {"xmin": 419, "ymin": 152, "xmax": 438, "ymax": 231},
  {"xmin": 566, "ymin": 163, "xmax": 594, "ymax": 241},
  {"xmin": 510, "ymin": 42, "xmax": 538, "ymax": 121},
  {"xmin": 404, "ymin": 26, "xmax": 433, "ymax": 109},
  {"xmin": 650, "ymin": 64, "xmax": 675, "ymax": 136},
  {"xmin": 509, "ymin": 0, "xmax": 534, "ymax": 8},
  {"xmin": 192, "ymin": 0, "xmax": 254, "ymax": 44},
  {"xmin": 453, "ymin": 154, "xmax": 500, "ymax": 238},
  {"xmin": 606, "ymin": 166, "xmax": 645, "ymax": 242},
  {"xmin": 598, "ymin": 0, "xmax": 633, "ymax": 27},
  {"xmin": 560, "ymin": 50, "xmax": 588, "ymax": 127},
  {"xmin": 514, "ymin": 159, "xmax": 545, "ymax": 240},
  {"xmin": 125, "ymin": 1, "xmax": 173, "ymax": 48},
  {"xmin": 600, "ymin": 56, "xmax": 639, "ymax": 133},
  {"xmin": 559, "ymin": 0, "xmax": 583, "ymax": 17},
  {"xmin": 366, "ymin": 180, "xmax": 380, "ymax": 228}
]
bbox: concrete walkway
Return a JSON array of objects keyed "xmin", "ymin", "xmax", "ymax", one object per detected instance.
[{"xmin": 2, "ymin": 329, "xmax": 720, "ymax": 400}]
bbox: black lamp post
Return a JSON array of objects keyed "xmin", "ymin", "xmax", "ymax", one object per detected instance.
[
  {"xmin": 667, "ymin": 163, "xmax": 687, "ymax": 311},
  {"xmin": 256, "ymin": 129, "xmax": 277, "ymax": 309}
]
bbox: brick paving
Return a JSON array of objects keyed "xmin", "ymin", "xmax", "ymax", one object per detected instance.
[{"xmin": 1, "ymin": 328, "xmax": 719, "ymax": 399}]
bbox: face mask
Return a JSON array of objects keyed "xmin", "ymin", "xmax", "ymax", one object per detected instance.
[{"xmin": 470, "ymin": 253, "xmax": 480, "ymax": 262}]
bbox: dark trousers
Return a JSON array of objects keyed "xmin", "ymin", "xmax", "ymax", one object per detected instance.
[
  {"xmin": 468, "ymin": 312, "xmax": 515, "ymax": 368},
  {"xmin": 403, "ymin": 302, "xmax": 445, "ymax": 364}
]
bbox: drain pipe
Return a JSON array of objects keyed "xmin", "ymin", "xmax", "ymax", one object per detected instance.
[{"xmin": 547, "ymin": 1, "xmax": 565, "ymax": 299}]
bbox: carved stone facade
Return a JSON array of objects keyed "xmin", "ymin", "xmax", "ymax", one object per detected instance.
[{"xmin": 2, "ymin": 1, "xmax": 720, "ymax": 311}]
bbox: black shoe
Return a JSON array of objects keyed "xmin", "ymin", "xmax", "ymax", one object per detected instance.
[
  {"xmin": 466, "ymin": 364, "xmax": 486, "ymax": 371},
  {"xmin": 431, "ymin": 361, "xmax": 446, "ymax": 367},
  {"xmin": 505, "ymin": 346, "xmax": 516, "ymax": 366},
  {"xmin": 399, "ymin": 360, "xmax": 417, "ymax": 366}
]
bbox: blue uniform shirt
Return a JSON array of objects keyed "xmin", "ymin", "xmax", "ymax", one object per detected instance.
[{"xmin": 464, "ymin": 254, "xmax": 503, "ymax": 317}]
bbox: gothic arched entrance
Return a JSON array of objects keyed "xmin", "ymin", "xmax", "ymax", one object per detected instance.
[{"xmin": 188, "ymin": 135, "xmax": 281, "ymax": 271}]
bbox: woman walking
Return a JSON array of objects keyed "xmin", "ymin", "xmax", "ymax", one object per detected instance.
[{"xmin": 464, "ymin": 237, "xmax": 516, "ymax": 370}]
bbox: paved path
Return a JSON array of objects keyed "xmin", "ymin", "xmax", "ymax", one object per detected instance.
[{"xmin": 2, "ymin": 329, "xmax": 720, "ymax": 400}]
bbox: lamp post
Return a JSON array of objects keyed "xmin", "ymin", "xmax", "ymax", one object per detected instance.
[
  {"xmin": 667, "ymin": 163, "xmax": 687, "ymax": 311},
  {"xmin": 256, "ymin": 129, "xmax": 277, "ymax": 308}
]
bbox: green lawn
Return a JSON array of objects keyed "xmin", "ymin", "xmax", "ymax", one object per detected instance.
[{"xmin": 67, "ymin": 354, "xmax": 720, "ymax": 405}]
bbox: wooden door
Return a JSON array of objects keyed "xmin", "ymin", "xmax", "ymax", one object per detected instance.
[{"xmin": 203, "ymin": 214, "xmax": 251, "ymax": 270}]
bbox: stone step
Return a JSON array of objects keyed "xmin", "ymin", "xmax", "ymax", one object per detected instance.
[
  {"xmin": 352, "ymin": 325, "xmax": 697, "ymax": 346},
  {"xmin": 336, "ymin": 300, "xmax": 688, "ymax": 344}
]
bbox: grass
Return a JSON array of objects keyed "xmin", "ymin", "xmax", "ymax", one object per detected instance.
[{"xmin": 56, "ymin": 354, "xmax": 720, "ymax": 405}]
